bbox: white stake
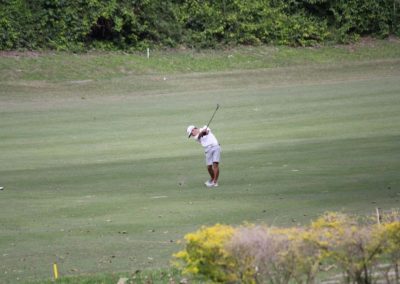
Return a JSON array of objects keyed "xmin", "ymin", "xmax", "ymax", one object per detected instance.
[
  {"xmin": 376, "ymin": 207, "xmax": 381, "ymax": 225},
  {"xmin": 147, "ymin": 48, "xmax": 150, "ymax": 59}
]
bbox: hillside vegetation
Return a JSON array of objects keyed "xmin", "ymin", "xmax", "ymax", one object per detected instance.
[{"xmin": 1, "ymin": 0, "xmax": 400, "ymax": 50}]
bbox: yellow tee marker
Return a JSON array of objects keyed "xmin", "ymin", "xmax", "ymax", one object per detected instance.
[{"xmin": 53, "ymin": 263, "xmax": 59, "ymax": 279}]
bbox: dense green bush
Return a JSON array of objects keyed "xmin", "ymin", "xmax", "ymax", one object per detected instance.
[
  {"xmin": 290, "ymin": 0, "xmax": 400, "ymax": 41},
  {"xmin": 0, "ymin": 0, "xmax": 399, "ymax": 50},
  {"xmin": 327, "ymin": 0, "xmax": 395, "ymax": 41},
  {"xmin": 0, "ymin": 0, "xmax": 33, "ymax": 49},
  {"xmin": 179, "ymin": 0, "xmax": 329, "ymax": 47}
]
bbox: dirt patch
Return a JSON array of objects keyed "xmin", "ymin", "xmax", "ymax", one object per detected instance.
[
  {"xmin": 359, "ymin": 36, "xmax": 379, "ymax": 46},
  {"xmin": 388, "ymin": 35, "xmax": 400, "ymax": 42},
  {"xmin": 0, "ymin": 51, "xmax": 41, "ymax": 58},
  {"xmin": 338, "ymin": 36, "xmax": 399, "ymax": 52},
  {"xmin": 343, "ymin": 36, "xmax": 376, "ymax": 52}
]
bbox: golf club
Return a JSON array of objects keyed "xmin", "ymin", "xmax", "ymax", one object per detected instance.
[{"xmin": 206, "ymin": 103, "xmax": 220, "ymax": 128}]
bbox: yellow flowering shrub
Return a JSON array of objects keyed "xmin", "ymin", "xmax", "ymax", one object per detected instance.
[
  {"xmin": 173, "ymin": 224, "xmax": 236, "ymax": 283},
  {"xmin": 310, "ymin": 212, "xmax": 388, "ymax": 283},
  {"xmin": 383, "ymin": 221, "xmax": 400, "ymax": 253},
  {"xmin": 382, "ymin": 221, "xmax": 400, "ymax": 281},
  {"xmin": 172, "ymin": 212, "xmax": 400, "ymax": 283},
  {"xmin": 281, "ymin": 227, "xmax": 323, "ymax": 283}
]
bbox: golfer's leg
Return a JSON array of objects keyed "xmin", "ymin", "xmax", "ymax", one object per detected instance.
[
  {"xmin": 212, "ymin": 162, "xmax": 219, "ymax": 183},
  {"xmin": 211, "ymin": 145, "xmax": 221, "ymax": 183},
  {"xmin": 207, "ymin": 165, "xmax": 214, "ymax": 180}
]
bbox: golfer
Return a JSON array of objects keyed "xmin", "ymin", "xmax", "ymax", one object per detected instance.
[{"xmin": 187, "ymin": 125, "xmax": 221, "ymax": 188}]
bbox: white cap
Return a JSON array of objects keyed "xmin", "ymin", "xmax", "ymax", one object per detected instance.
[{"xmin": 187, "ymin": 125, "xmax": 195, "ymax": 138}]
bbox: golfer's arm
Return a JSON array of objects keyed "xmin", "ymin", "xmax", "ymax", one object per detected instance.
[
  {"xmin": 198, "ymin": 129, "xmax": 209, "ymax": 139},
  {"xmin": 197, "ymin": 129, "xmax": 208, "ymax": 140}
]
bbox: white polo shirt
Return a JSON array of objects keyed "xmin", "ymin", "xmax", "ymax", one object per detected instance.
[{"xmin": 195, "ymin": 126, "xmax": 219, "ymax": 150}]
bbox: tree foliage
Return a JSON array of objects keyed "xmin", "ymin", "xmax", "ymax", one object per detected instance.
[{"xmin": 1, "ymin": 0, "xmax": 399, "ymax": 50}]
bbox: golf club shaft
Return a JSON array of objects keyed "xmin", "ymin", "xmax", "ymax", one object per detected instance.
[{"xmin": 206, "ymin": 104, "xmax": 220, "ymax": 128}]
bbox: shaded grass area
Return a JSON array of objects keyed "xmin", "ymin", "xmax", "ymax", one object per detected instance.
[
  {"xmin": 0, "ymin": 38, "xmax": 399, "ymax": 82},
  {"xmin": 0, "ymin": 41, "xmax": 400, "ymax": 283}
]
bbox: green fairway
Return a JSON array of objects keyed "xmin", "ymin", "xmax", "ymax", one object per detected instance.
[{"xmin": 1, "ymin": 42, "xmax": 400, "ymax": 283}]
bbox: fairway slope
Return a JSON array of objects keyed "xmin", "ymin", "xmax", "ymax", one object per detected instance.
[{"xmin": 1, "ymin": 47, "xmax": 400, "ymax": 283}]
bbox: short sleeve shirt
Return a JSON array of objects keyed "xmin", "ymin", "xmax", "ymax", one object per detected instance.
[{"xmin": 196, "ymin": 126, "xmax": 219, "ymax": 149}]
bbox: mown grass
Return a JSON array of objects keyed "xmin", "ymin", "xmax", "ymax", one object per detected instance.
[
  {"xmin": 0, "ymin": 39, "xmax": 399, "ymax": 283},
  {"xmin": 1, "ymin": 38, "xmax": 399, "ymax": 82},
  {"xmin": 30, "ymin": 268, "xmax": 186, "ymax": 284}
]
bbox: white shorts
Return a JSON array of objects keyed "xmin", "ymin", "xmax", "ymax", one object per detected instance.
[{"xmin": 205, "ymin": 145, "xmax": 221, "ymax": 166}]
